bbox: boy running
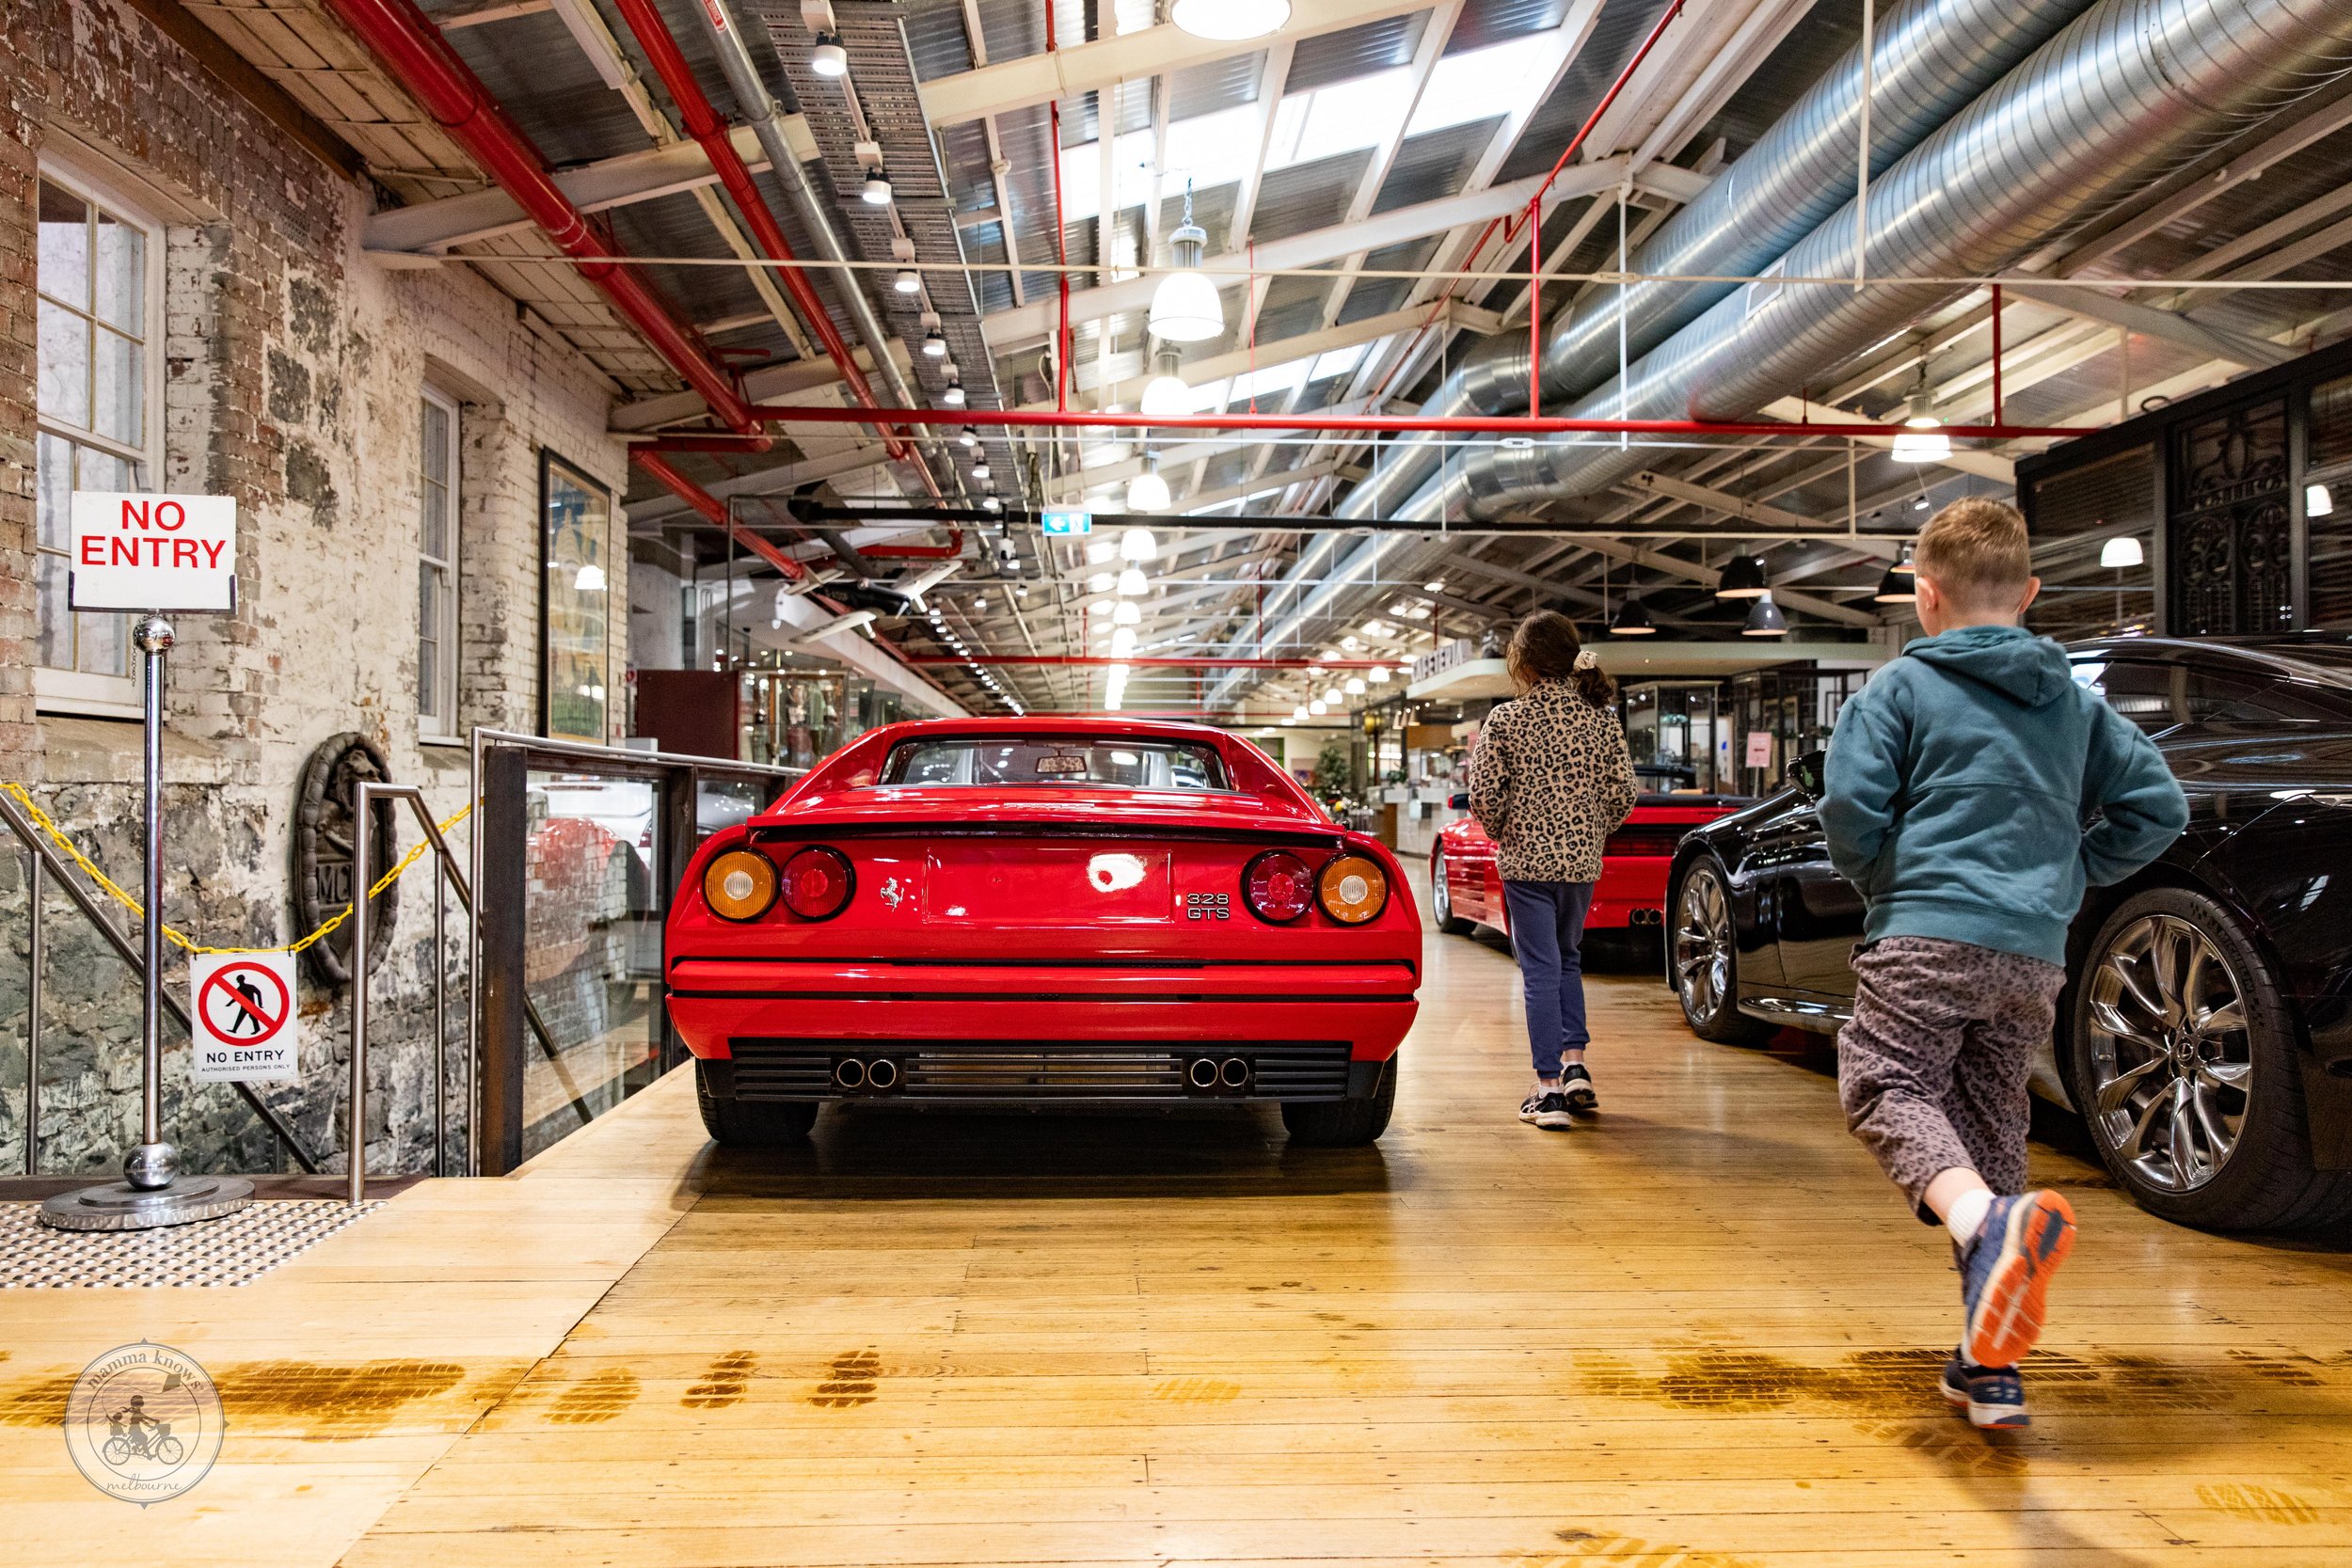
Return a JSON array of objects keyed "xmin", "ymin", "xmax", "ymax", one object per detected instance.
[{"xmin": 1820, "ymin": 499, "xmax": 2187, "ymax": 1429}]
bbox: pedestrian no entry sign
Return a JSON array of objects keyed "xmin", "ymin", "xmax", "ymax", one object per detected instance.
[
  {"xmin": 69, "ymin": 493, "xmax": 238, "ymax": 613},
  {"xmin": 190, "ymin": 954, "xmax": 298, "ymax": 1083}
]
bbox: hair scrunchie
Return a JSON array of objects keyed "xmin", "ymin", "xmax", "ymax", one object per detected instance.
[{"xmin": 1572, "ymin": 649, "xmax": 1598, "ymax": 671}]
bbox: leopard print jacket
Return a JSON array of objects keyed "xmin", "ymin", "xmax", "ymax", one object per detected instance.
[{"xmin": 1468, "ymin": 679, "xmax": 1638, "ymax": 883}]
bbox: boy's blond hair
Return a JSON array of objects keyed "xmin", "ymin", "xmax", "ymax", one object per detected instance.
[{"xmin": 1914, "ymin": 498, "xmax": 2032, "ymax": 606}]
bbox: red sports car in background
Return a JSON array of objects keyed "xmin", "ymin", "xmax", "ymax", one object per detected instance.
[
  {"xmin": 667, "ymin": 718, "xmax": 1421, "ymax": 1148},
  {"xmin": 1431, "ymin": 782, "xmax": 1747, "ymax": 941}
]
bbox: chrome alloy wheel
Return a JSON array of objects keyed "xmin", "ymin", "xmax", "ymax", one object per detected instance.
[
  {"xmin": 2084, "ymin": 913, "xmax": 2252, "ymax": 1194},
  {"xmin": 1432, "ymin": 854, "xmax": 1454, "ymax": 926},
  {"xmin": 1674, "ymin": 868, "xmax": 1734, "ymax": 1022}
]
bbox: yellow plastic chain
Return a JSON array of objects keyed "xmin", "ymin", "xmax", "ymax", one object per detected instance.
[{"xmin": 2, "ymin": 780, "xmax": 472, "ymax": 958}]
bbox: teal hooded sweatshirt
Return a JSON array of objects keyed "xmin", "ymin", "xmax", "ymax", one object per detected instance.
[{"xmin": 1820, "ymin": 624, "xmax": 2188, "ymax": 966}]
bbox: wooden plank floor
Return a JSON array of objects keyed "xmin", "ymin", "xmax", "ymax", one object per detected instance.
[{"xmin": 8, "ymin": 874, "xmax": 2352, "ymax": 1565}]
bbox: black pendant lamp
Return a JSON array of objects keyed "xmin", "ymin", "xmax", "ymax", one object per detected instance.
[
  {"xmin": 1610, "ymin": 595, "xmax": 1656, "ymax": 635},
  {"xmin": 1715, "ymin": 554, "xmax": 1769, "ymax": 598},
  {"xmin": 1873, "ymin": 565, "xmax": 1917, "ymax": 604},
  {"xmin": 1742, "ymin": 593, "xmax": 1788, "ymax": 636}
]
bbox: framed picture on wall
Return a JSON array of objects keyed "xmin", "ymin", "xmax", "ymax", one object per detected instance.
[{"xmin": 540, "ymin": 450, "xmax": 612, "ymax": 743}]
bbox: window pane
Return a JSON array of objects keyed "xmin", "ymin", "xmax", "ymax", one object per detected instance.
[
  {"xmin": 421, "ymin": 479, "xmax": 449, "ymax": 562},
  {"xmin": 422, "ymin": 398, "xmax": 451, "ymax": 483},
  {"xmin": 36, "ymin": 433, "xmax": 72, "ymax": 548},
  {"xmin": 34, "ymin": 553, "xmax": 71, "ymax": 668},
  {"xmin": 419, "ymin": 563, "xmax": 441, "ymax": 719},
  {"xmin": 77, "ymin": 447, "xmax": 133, "ymax": 493},
  {"xmin": 36, "ymin": 181, "xmax": 89, "ymax": 309},
  {"xmin": 2072, "ymin": 659, "xmax": 2180, "ymax": 733},
  {"xmin": 92, "ymin": 209, "xmax": 144, "ymax": 334},
  {"xmin": 93, "ymin": 327, "xmax": 142, "ymax": 446},
  {"xmin": 37, "ymin": 299, "xmax": 89, "ymax": 426},
  {"xmin": 2028, "ymin": 444, "xmax": 2155, "ymax": 641},
  {"xmin": 79, "ymin": 602, "xmax": 126, "ymax": 678}
]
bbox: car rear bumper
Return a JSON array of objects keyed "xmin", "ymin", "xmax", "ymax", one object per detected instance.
[{"xmin": 667, "ymin": 958, "xmax": 1415, "ymax": 1101}]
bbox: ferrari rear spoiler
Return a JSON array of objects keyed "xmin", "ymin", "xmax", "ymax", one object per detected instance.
[{"xmin": 748, "ymin": 820, "xmax": 1359, "ymax": 848}]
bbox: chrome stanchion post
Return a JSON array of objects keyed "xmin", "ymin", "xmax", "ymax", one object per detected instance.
[
  {"xmin": 433, "ymin": 848, "xmax": 447, "ymax": 1179},
  {"xmin": 24, "ymin": 850, "xmax": 40, "ymax": 1176},
  {"xmin": 40, "ymin": 613, "xmax": 253, "ymax": 1229},
  {"xmin": 349, "ymin": 780, "xmax": 373, "ymax": 1207}
]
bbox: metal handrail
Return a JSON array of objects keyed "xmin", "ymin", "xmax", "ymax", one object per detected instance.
[{"xmin": 0, "ymin": 788, "xmax": 320, "ymax": 1177}]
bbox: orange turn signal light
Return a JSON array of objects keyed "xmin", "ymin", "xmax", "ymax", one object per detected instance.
[
  {"xmin": 704, "ymin": 848, "xmax": 779, "ymax": 921},
  {"xmin": 1316, "ymin": 853, "xmax": 1389, "ymax": 926}
]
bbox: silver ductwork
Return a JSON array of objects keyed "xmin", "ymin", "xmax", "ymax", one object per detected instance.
[
  {"xmin": 1331, "ymin": 0, "xmax": 2099, "ymax": 526},
  {"xmin": 1457, "ymin": 0, "xmax": 2352, "ymax": 516},
  {"xmin": 1217, "ymin": 0, "xmax": 2352, "ymax": 707}
]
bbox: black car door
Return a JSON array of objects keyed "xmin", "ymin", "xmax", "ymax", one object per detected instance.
[{"xmin": 1758, "ymin": 756, "xmax": 1868, "ymax": 998}]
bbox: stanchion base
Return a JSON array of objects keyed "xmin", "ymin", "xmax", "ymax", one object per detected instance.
[{"xmin": 37, "ymin": 1176, "xmax": 256, "ymax": 1232}]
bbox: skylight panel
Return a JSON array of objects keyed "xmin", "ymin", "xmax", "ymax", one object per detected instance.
[
  {"xmin": 1161, "ymin": 104, "xmax": 1262, "ymax": 193},
  {"xmin": 1055, "ymin": 128, "xmax": 1158, "ymax": 224},
  {"xmin": 1406, "ymin": 40, "xmax": 1553, "ymax": 139},
  {"xmin": 1229, "ymin": 363, "xmax": 1301, "ymax": 404},
  {"xmin": 1264, "ymin": 69, "xmax": 1413, "ymax": 170},
  {"xmin": 1308, "ymin": 341, "xmax": 1370, "ymax": 381}
]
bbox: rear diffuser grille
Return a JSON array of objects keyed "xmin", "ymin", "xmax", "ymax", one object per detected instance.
[{"xmin": 727, "ymin": 1038, "xmax": 1353, "ymax": 1101}]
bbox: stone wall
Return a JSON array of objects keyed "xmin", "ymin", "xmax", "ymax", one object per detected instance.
[{"xmin": 0, "ymin": 0, "xmax": 631, "ymax": 1178}]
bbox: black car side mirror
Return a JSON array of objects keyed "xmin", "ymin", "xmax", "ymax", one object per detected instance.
[
  {"xmin": 1785, "ymin": 749, "xmax": 1827, "ymax": 800},
  {"xmin": 1447, "ymin": 791, "xmax": 1470, "ymax": 810}
]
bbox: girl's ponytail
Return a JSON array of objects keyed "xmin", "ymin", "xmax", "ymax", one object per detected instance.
[{"xmin": 1504, "ymin": 610, "xmax": 1617, "ymax": 708}]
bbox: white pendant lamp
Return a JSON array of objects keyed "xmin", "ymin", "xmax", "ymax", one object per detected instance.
[
  {"xmin": 1149, "ymin": 186, "xmax": 1223, "ymax": 343},
  {"xmin": 1110, "ymin": 626, "xmax": 1137, "ymax": 657},
  {"xmin": 1112, "ymin": 599, "xmax": 1141, "ymax": 626},
  {"xmin": 1170, "ymin": 0, "xmax": 1290, "ymax": 41},
  {"xmin": 1892, "ymin": 377, "xmax": 1949, "ymax": 463},
  {"xmin": 2099, "ymin": 535, "xmax": 2145, "ymax": 568},
  {"xmin": 1141, "ymin": 349, "xmax": 1190, "ymax": 417},
  {"xmin": 1125, "ymin": 464, "xmax": 1170, "ymax": 515},
  {"xmin": 1116, "ymin": 566, "xmax": 1148, "ymax": 597},
  {"xmin": 1120, "ymin": 521, "xmax": 1160, "ymax": 560}
]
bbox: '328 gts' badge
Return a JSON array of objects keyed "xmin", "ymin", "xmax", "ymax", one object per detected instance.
[{"xmin": 64, "ymin": 1341, "xmax": 225, "ymax": 1505}]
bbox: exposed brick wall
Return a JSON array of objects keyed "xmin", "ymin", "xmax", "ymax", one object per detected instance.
[{"xmin": 0, "ymin": 0, "xmax": 634, "ymax": 1179}]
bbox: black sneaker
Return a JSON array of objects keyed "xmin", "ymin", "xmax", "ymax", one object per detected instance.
[
  {"xmin": 1518, "ymin": 1087, "xmax": 1573, "ymax": 1130},
  {"xmin": 1560, "ymin": 1064, "xmax": 1598, "ymax": 1114},
  {"xmin": 1940, "ymin": 1350, "xmax": 2027, "ymax": 1430}
]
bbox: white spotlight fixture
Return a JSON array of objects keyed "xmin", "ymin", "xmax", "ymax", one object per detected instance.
[
  {"xmin": 1169, "ymin": 0, "xmax": 1290, "ymax": 41},
  {"xmin": 1320, "ymin": 687, "xmax": 1342, "ymax": 705},
  {"xmin": 861, "ymin": 168, "xmax": 893, "ymax": 206},
  {"xmin": 1120, "ymin": 524, "xmax": 1160, "ymax": 562},
  {"xmin": 972, "ymin": 457, "xmax": 991, "ymax": 480},
  {"xmin": 941, "ymin": 380, "xmax": 966, "ymax": 406},
  {"xmin": 1344, "ymin": 677, "xmax": 1366, "ymax": 695},
  {"xmin": 1149, "ymin": 186, "xmax": 1223, "ymax": 342},
  {"xmin": 1112, "ymin": 599, "xmax": 1141, "ymax": 626},
  {"xmin": 2100, "ymin": 535, "xmax": 2145, "ymax": 569},
  {"xmin": 893, "ymin": 268, "xmax": 920, "ymax": 294},
  {"xmin": 958, "ymin": 425, "xmax": 978, "ymax": 447},
  {"xmin": 921, "ymin": 328, "xmax": 947, "ymax": 357},
  {"xmin": 810, "ymin": 30, "xmax": 849, "ymax": 75},
  {"xmin": 2311, "ymin": 483, "xmax": 2337, "ymax": 517},
  {"xmin": 1310, "ymin": 699, "xmax": 1327, "ymax": 715},
  {"xmin": 1116, "ymin": 566, "xmax": 1148, "ymax": 597},
  {"xmin": 1367, "ymin": 665, "xmax": 1390, "ymax": 683},
  {"xmin": 1292, "ymin": 705, "xmax": 1310, "ymax": 721},
  {"xmin": 981, "ymin": 494, "xmax": 1002, "ymax": 513}
]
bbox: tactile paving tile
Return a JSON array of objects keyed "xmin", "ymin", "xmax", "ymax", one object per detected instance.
[{"xmin": 0, "ymin": 1200, "xmax": 382, "ymax": 1289}]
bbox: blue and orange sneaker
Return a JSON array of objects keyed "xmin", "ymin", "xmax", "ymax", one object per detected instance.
[
  {"xmin": 1959, "ymin": 1190, "xmax": 2076, "ymax": 1369},
  {"xmin": 1941, "ymin": 1352, "xmax": 2027, "ymax": 1430}
]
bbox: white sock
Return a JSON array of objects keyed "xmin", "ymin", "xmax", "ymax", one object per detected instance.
[{"xmin": 1944, "ymin": 1188, "xmax": 1994, "ymax": 1247}]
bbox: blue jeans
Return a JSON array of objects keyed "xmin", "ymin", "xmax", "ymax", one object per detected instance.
[{"xmin": 1503, "ymin": 879, "xmax": 1596, "ymax": 1077}]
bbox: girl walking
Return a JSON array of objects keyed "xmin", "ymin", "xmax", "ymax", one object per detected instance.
[{"xmin": 1469, "ymin": 611, "xmax": 1637, "ymax": 1130}]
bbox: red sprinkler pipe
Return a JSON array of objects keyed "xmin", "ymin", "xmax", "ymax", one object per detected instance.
[
  {"xmin": 631, "ymin": 451, "xmax": 811, "ymax": 580},
  {"xmin": 1533, "ymin": 0, "xmax": 1690, "ymax": 211},
  {"xmin": 324, "ymin": 0, "xmax": 757, "ymax": 434},
  {"xmin": 607, "ymin": 0, "xmax": 932, "ymax": 481},
  {"xmin": 743, "ymin": 404, "xmax": 2097, "ymax": 439}
]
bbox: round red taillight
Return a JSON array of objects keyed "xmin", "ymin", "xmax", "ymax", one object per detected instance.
[
  {"xmin": 1242, "ymin": 848, "xmax": 1315, "ymax": 924},
  {"xmin": 778, "ymin": 846, "xmax": 855, "ymax": 920}
]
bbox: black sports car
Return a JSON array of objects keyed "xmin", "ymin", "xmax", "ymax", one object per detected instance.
[{"xmin": 1665, "ymin": 635, "xmax": 2352, "ymax": 1233}]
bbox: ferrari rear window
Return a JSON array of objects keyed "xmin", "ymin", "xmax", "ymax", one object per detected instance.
[{"xmin": 882, "ymin": 737, "xmax": 1231, "ymax": 791}]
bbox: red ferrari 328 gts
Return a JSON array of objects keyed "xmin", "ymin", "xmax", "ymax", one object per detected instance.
[
  {"xmin": 1430, "ymin": 785, "xmax": 1745, "ymax": 941},
  {"xmin": 666, "ymin": 717, "xmax": 1421, "ymax": 1147}
]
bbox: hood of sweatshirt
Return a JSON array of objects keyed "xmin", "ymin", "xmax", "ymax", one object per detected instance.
[{"xmin": 1901, "ymin": 624, "xmax": 2074, "ymax": 708}]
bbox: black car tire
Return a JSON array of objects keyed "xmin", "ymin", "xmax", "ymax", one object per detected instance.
[
  {"xmin": 1282, "ymin": 1059, "xmax": 1397, "ymax": 1147},
  {"xmin": 2068, "ymin": 887, "xmax": 2352, "ymax": 1232},
  {"xmin": 1671, "ymin": 860, "xmax": 1775, "ymax": 1047},
  {"xmin": 1429, "ymin": 850, "xmax": 1475, "ymax": 936},
  {"xmin": 695, "ymin": 1058, "xmax": 819, "ymax": 1146}
]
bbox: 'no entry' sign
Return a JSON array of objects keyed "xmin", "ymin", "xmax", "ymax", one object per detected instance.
[
  {"xmin": 70, "ymin": 492, "xmax": 238, "ymax": 613},
  {"xmin": 190, "ymin": 954, "xmax": 298, "ymax": 1083}
]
